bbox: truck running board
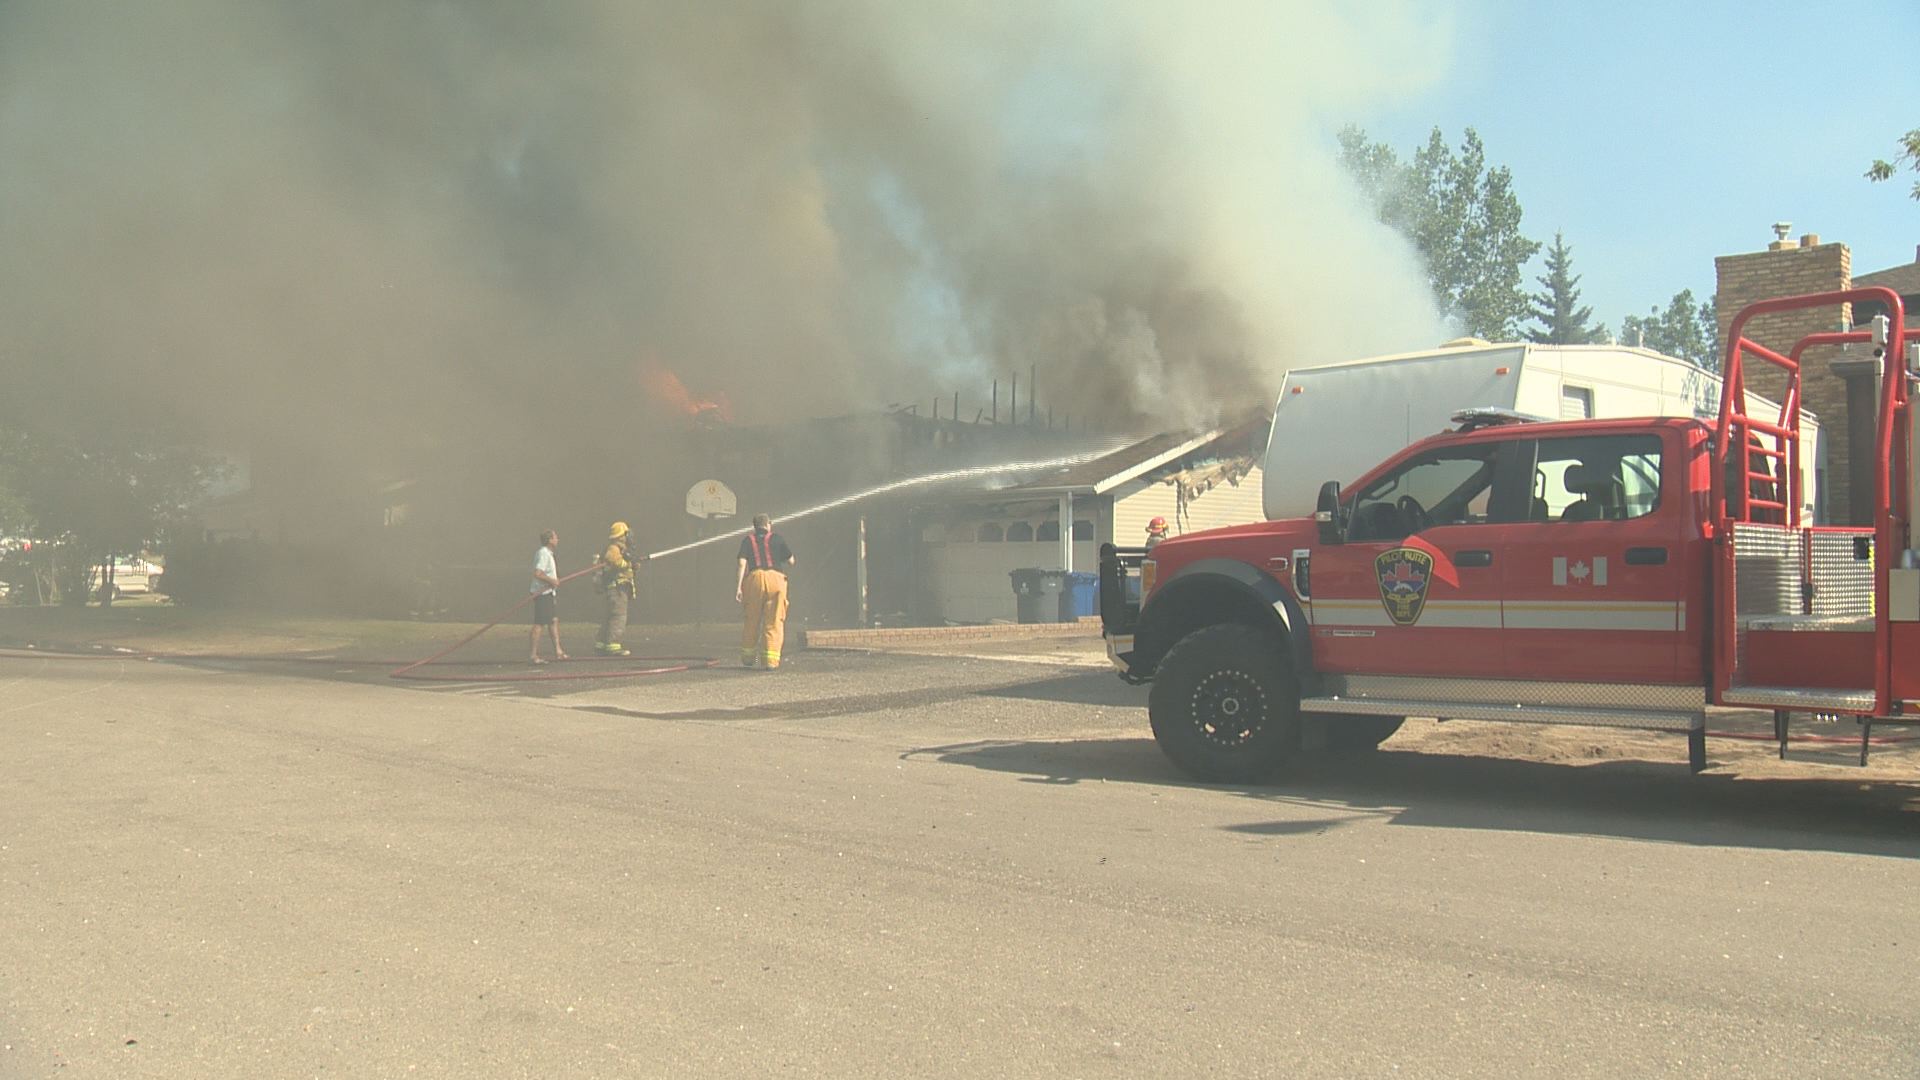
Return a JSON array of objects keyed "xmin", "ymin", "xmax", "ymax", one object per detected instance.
[
  {"xmin": 1299, "ymin": 695, "xmax": 1709, "ymax": 772},
  {"xmin": 1720, "ymin": 686, "xmax": 1877, "ymax": 713}
]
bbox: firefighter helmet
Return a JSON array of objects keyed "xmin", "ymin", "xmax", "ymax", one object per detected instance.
[
  {"xmin": 1147, "ymin": 516, "xmax": 1169, "ymax": 534},
  {"xmin": 609, "ymin": 521, "xmax": 630, "ymax": 540}
]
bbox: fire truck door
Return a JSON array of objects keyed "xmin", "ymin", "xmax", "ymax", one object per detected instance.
[
  {"xmin": 1501, "ymin": 432, "xmax": 1682, "ymax": 682},
  {"xmin": 1306, "ymin": 442, "xmax": 1518, "ymax": 678}
]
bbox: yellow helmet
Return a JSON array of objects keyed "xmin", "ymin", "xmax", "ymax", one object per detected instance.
[{"xmin": 609, "ymin": 521, "xmax": 630, "ymax": 540}]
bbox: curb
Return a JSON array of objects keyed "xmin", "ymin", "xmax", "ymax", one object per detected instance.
[{"xmin": 804, "ymin": 618, "xmax": 1101, "ymax": 649}]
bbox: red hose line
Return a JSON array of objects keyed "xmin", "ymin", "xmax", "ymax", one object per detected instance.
[
  {"xmin": 385, "ymin": 563, "xmax": 598, "ymax": 679},
  {"xmin": 0, "ymin": 646, "xmax": 720, "ymax": 682},
  {"xmin": 0, "ymin": 565, "xmax": 721, "ymax": 683},
  {"xmin": 388, "ymin": 657, "xmax": 716, "ymax": 683},
  {"xmin": 384, "ymin": 563, "xmax": 718, "ymax": 682}
]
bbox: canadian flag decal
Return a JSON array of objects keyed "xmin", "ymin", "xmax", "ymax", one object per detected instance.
[{"xmin": 1552, "ymin": 556, "xmax": 1608, "ymax": 586}]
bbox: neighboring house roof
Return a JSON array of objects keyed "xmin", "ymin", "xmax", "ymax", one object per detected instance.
[
  {"xmin": 1854, "ymin": 261, "xmax": 1920, "ymax": 297},
  {"xmin": 1007, "ymin": 420, "xmax": 1264, "ymax": 496}
]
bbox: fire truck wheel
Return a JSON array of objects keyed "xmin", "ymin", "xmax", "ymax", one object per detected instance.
[
  {"xmin": 1148, "ymin": 623, "xmax": 1300, "ymax": 783},
  {"xmin": 1313, "ymin": 715, "xmax": 1404, "ymax": 754}
]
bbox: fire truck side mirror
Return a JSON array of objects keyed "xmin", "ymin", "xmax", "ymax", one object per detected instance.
[{"xmin": 1315, "ymin": 481, "xmax": 1346, "ymax": 545}]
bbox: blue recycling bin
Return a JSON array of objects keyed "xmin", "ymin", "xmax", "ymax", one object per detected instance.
[{"xmin": 1062, "ymin": 571, "xmax": 1099, "ymax": 619}]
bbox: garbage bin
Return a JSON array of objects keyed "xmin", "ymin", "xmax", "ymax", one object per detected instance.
[
  {"xmin": 1061, "ymin": 571, "xmax": 1099, "ymax": 620},
  {"xmin": 1009, "ymin": 568, "xmax": 1055, "ymax": 624}
]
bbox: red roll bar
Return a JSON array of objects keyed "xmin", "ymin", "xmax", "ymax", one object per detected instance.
[{"xmin": 1713, "ymin": 286, "xmax": 1912, "ymax": 713}]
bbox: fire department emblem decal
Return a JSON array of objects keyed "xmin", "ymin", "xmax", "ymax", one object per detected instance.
[{"xmin": 1374, "ymin": 547, "xmax": 1433, "ymax": 627}]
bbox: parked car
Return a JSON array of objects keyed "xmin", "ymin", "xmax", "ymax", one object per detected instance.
[{"xmin": 93, "ymin": 558, "xmax": 164, "ymax": 597}]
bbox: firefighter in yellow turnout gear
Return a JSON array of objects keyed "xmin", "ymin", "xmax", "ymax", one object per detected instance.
[
  {"xmin": 734, "ymin": 514, "xmax": 795, "ymax": 669},
  {"xmin": 595, "ymin": 521, "xmax": 642, "ymax": 657}
]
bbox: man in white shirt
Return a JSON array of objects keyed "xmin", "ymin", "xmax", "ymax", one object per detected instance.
[{"xmin": 528, "ymin": 529, "xmax": 568, "ymax": 664}]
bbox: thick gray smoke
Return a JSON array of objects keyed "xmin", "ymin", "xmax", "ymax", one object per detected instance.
[
  {"xmin": 0, "ymin": 0, "xmax": 1450, "ymax": 579},
  {"xmin": 0, "ymin": 1, "xmax": 1446, "ymax": 433}
]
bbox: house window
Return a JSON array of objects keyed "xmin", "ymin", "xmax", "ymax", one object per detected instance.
[
  {"xmin": 1007, "ymin": 522, "xmax": 1034, "ymax": 542},
  {"xmin": 1035, "ymin": 521, "xmax": 1059, "ymax": 542},
  {"xmin": 1560, "ymin": 385, "xmax": 1594, "ymax": 420},
  {"xmin": 1072, "ymin": 519, "xmax": 1093, "ymax": 541}
]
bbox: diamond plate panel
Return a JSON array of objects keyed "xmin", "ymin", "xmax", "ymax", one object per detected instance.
[
  {"xmin": 1810, "ymin": 531, "xmax": 1874, "ymax": 618},
  {"xmin": 1732, "ymin": 524, "xmax": 1800, "ymax": 618},
  {"xmin": 1732, "ymin": 524, "xmax": 1802, "ymax": 686},
  {"xmin": 1327, "ymin": 674, "xmax": 1705, "ymax": 712},
  {"xmin": 1301, "ymin": 695, "xmax": 1701, "ymax": 732},
  {"xmin": 1721, "ymin": 686, "xmax": 1876, "ymax": 713}
]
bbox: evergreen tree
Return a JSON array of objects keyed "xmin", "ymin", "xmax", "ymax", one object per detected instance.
[
  {"xmin": 1338, "ymin": 126, "xmax": 1541, "ymax": 341},
  {"xmin": 1524, "ymin": 232, "xmax": 1606, "ymax": 344}
]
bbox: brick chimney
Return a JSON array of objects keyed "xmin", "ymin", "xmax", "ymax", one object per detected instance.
[{"xmin": 1713, "ymin": 227, "xmax": 1853, "ymax": 521}]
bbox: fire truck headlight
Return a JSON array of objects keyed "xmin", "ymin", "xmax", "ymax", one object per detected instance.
[{"xmin": 1141, "ymin": 559, "xmax": 1157, "ymax": 596}]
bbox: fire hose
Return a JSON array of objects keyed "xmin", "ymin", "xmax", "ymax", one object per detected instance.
[
  {"xmin": 0, "ymin": 565, "xmax": 720, "ymax": 684},
  {"xmin": 386, "ymin": 563, "xmax": 719, "ymax": 683}
]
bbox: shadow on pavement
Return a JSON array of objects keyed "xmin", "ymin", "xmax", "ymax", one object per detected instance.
[
  {"xmin": 977, "ymin": 670, "xmax": 1147, "ymax": 708},
  {"xmin": 905, "ymin": 736, "xmax": 1920, "ymax": 859}
]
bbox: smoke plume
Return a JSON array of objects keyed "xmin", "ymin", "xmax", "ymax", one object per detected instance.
[{"xmin": 0, "ymin": 1, "xmax": 1450, "ymax": 530}]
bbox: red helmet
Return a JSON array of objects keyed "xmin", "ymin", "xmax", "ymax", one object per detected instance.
[{"xmin": 1147, "ymin": 516, "xmax": 1169, "ymax": 534}]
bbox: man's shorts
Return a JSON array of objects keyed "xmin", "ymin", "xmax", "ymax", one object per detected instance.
[{"xmin": 532, "ymin": 592, "xmax": 557, "ymax": 625}]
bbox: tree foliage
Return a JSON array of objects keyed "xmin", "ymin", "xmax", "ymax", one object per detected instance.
[
  {"xmin": 1338, "ymin": 125, "xmax": 1542, "ymax": 340},
  {"xmin": 1618, "ymin": 290, "xmax": 1720, "ymax": 371},
  {"xmin": 1866, "ymin": 128, "xmax": 1920, "ymax": 201},
  {"xmin": 1524, "ymin": 232, "xmax": 1606, "ymax": 345},
  {"xmin": 0, "ymin": 421, "xmax": 219, "ymax": 603}
]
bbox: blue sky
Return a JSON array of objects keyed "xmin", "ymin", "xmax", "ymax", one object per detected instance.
[{"xmin": 1352, "ymin": 0, "xmax": 1920, "ymax": 329}]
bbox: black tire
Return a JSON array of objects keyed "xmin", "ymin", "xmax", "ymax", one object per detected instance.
[
  {"xmin": 1314, "ymin": 714, "xmax": 1404, "ymax": 754},
  {"xmin": 1148, "ymin": 623, "xmax": 1300, "ymax": 783}
]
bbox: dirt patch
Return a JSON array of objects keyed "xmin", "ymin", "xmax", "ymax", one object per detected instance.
[{"xmin": 1389, "ymin": 716, "xmax": 1920, "ymax": 783}]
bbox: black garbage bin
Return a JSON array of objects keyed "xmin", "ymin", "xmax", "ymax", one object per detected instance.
[{"xmin": 1010, "ymin": 568, "xmax": 1060, "ymax": 624}]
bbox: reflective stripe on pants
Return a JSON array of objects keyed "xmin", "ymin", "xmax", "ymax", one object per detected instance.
[{"xmin": 599, "ymin": 585, "xmax": 630, "ymax": 648}]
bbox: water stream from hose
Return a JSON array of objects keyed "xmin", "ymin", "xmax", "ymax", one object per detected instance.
[{"xmin": 643, "ymin": 444, "xmax": 1128, "ymax": 561}]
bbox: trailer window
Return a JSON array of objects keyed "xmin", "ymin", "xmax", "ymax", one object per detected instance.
[
  {"xmin": 1527, "ymin": 435, "xmax": 1663, "ymax": 522},
  {"xmin": 1347, "ymin": 445, "xmax": 1500, "ymax": 542}
]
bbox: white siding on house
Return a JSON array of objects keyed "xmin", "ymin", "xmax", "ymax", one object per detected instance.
[{"xmin": 1112, "ymin": 464, "xmax": 1265, "ymax": 542}]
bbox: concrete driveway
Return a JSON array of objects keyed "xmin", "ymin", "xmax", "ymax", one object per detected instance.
[{"xmin": 2, "ymin": 645, "xmax": 1916, "ymax": 1078}]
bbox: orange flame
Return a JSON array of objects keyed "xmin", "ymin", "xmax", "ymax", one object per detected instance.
[{"xmin": 642, "ymin": 363, "xmax": 733, "ymax": 423}]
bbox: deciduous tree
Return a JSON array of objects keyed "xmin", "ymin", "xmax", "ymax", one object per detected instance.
[
  {"xmin": 1866, "ymin": 128, "xmax": 1920, "ymax": 201},
  {"xmin": 0, "ymin": 421, "xmax": 217, "ymax": 605},
  {"xmin": 1339, "ymin": 125, "xmax": 1542, "ymax": 340},
  {"xmin": 1617, "ymin": 290, "xmax": 1719, "ymax": 371}
]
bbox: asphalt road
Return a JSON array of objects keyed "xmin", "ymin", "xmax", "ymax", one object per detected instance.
[{"xmin": 2, "ymin": 644, "xmax": 1917, "ymax": 1078}]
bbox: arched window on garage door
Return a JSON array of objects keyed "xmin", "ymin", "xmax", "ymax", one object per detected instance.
[{"xmin": 976, "ymin": 523, "xmax": 1003, "ymax": 542}]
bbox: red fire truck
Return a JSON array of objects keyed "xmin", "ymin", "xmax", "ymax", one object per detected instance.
[{"xmin": 1098, "ymin": 288, "xmax": 1920, "ymax": 782}]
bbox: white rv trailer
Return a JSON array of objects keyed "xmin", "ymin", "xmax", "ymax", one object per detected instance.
[{"xmin": 1260, "ymin": 340, "xmax": 1823, "ymax": 522}]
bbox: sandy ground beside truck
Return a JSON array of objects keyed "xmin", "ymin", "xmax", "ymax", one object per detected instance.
[
  {"xmin": 855, "ymin": 634, "xmax": 1920, "ymax": 780},
  {"xmin": 6, "ymin": 633, "xmax": 1916, "ymax": 1078}
]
